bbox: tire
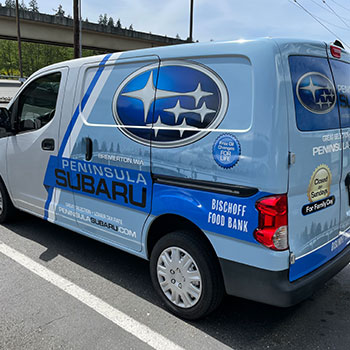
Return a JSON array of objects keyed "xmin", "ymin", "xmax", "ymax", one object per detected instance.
[
  {"xmin": 150, "ymin": 230, "xmax": 224, "ymax": 320},
  {"xmin": 0, "ymin": 180, "xmax": 16, "ymax": 224}
]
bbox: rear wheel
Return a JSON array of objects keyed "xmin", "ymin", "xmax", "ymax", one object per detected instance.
[
  {"xmin": 0, "ymin": 180, "xmax": 16, "ymax": 223},
  {"xmin": 150, "ymin": 230, "xmax": 224, "ymax": 320}
]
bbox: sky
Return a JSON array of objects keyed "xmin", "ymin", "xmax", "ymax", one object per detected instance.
[{"xmin": 37, "ymin": 0, "xmax": 350, "ymax": 49}]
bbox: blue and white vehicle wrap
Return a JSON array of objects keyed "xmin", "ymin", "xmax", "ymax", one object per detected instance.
[
  {"xmin": 18, "ymin": 38, "xmax": 348, "ymax": 288},
  {"xmin": 38, "ymin": 44, "xmax": 288, "ymax": 272}
]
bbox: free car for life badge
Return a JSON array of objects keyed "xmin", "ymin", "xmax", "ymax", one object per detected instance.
[{"xmin": 302, "ymin": 164, "xmax": 335, "ymax": 215}]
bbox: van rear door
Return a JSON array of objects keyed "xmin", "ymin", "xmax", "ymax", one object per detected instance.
[
  {"xmin": 288, "ymin": 53, "xmax": 343, "ymax": 281},
  {"xmin": 328, "ymin": 48, "xmax": 350, "ymax": 253}
]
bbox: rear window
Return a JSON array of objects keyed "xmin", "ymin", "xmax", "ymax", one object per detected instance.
[
  {"xmin": 289, "ymin": 55, "xmax": 340, "ymax": 131},
  {"xmin": 329, "ymin": 59, "xmax": 350, "ymax": 128}
]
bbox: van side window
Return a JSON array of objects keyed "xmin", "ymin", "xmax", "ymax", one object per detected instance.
[{"xmin": 17, "ymin": 72, "xmax": 61, "ymax": 131}]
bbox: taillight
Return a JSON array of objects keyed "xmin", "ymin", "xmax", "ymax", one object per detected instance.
[
  {"xmin": 254, "ymin": 194, "xmax": 288, "ymax": 251},
  {"xmin": 330, "ymin": 45, "xmax": 341, "ymax": 59}
]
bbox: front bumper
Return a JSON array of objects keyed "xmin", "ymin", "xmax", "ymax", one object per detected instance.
[{"xmin": 219, "ymin": 244, "xmax": 350, "ymax": 307}]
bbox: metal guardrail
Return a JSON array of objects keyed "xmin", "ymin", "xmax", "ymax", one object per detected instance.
[
  {"xmin": 0, "ymin": 77, "xmax": 23, "ymax": 104},
  {"xmin": 0, "ymin": 96, "xmax": 12, "ymax": 103},
  {"xmin": 0, "ymin": 75, "xmax": 26, "ymax": 82}
]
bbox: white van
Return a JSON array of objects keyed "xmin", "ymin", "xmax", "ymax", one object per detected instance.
[{"xmin": 0, "ymin": 38, "xmax": 350, "ymax": 319}]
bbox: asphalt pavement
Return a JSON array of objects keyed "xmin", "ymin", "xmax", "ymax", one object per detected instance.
[{"xmin": 1, "ymin": 212, "xmax": 350, "ymax": 350}]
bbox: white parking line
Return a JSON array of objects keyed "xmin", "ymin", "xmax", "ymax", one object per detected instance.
[{"xmin": 0, "ymin": 241, "xmax": 185, "ymax": 350}]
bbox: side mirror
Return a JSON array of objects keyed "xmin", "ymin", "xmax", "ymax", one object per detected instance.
[
  {"xmin": 0, "ymin": 107, "xmax": 11, "ymax": 135},
  {"xmin": 19, "ymin": 119, "xmax": 36, "ymax": 131}
]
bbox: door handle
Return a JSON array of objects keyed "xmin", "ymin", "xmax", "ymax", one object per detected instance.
[
  {"xmin": 41, "ymin": 138, "xmax": 55, "ymax": 151},
  {"xmin": 85, "ymin": 137, "xmax": 93, "ymax": 161},
  {"xmin": 345, "ymin": 173, "xmax": 350, "ymax": 206}
]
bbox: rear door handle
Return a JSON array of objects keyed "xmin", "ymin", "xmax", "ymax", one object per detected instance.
[
  {"xmin": 345, "ymin": 173, "xmax": 350, "ymax": 206},
  {"xmin": 41, "ymin": 138, "xmax": 55, "ymax": 151},
  {"xmin": 85, "ymin": 137, "xmax": 93, "ymax": 161}
]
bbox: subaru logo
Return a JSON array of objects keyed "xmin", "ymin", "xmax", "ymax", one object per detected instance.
[
  {"xmin": 112, "ymin": 60, "xmax": 228, "ymax": 148},
  {"xmin": 296, "ymin": 72, "xmax": 336, "ymax": 114}
]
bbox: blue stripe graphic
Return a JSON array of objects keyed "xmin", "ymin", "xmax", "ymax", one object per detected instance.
[
  {"xmin": 57, "ymin": 105, "xmax": 80, "ymax": 158},
  {"xmin": 43, "ymin": 53, "xmax": 113, "ymax": 220}
]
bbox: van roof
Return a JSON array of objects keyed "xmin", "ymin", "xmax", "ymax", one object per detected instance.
[{"xmin": 32, "ymin": 37, "xmax": 334, "ymax": 76}]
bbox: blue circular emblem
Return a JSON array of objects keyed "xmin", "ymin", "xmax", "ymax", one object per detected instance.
[
  {"xmin": 212, "ymin": 134, "xmax": 241, "ymax": 168},
  {"xmin": 296, "ymin": 72, "xmax": 336, "ymax": 114},
  {"xmin": 113, "ymin": 60, "xmax": 228, "ymax": 148}
]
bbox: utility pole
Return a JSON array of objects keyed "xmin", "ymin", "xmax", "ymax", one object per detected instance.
[
  {"xmin": 15, "ymin": 0, "xmax": 23, "ymax": 78},
  {"xmin": 189, "ymin": 0, "xmax": 194, "ymax": 42},
  {"xmin": 73, "ymin": 0, "xmax": 82, "ymax": 58}
]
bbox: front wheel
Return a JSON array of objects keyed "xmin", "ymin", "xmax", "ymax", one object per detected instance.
[{"xmin": 150, "ymin": 230, "xmax": 224, "ymax": 320}]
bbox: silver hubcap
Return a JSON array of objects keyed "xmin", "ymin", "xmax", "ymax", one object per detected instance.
[
  {"xmin": 0, "ymin": 191, "xmax": 3, "ymax": 215},
  {"xmin": 157, "ymin": 247, "xmax": 202, "ymax": 308}
]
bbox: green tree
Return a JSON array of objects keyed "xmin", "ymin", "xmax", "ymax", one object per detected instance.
[
  {"xmin": 54, "ymin": 4, "xmax": 65, "ymax": 17},
  {"xmin": 116, "ymin": 18, "xmax": 121, "ymax": 28},
  {"xmin": 129, "ymin": 24, "xmax": 133, "ymax": 30},
  {"xmin": 0, "ymin": 40, "xmax": 17, "ymax": 75},
  {"xmin": 107, "ymin": 16, "xmax": 114, "ymax": 26},
  {"xmin": 19, "ymin": 0, "xmax": 27, "ymax": 10},
  {"xmin": 98, "ymin": 13, "xmax": 108, "ymax": 25},
  {"xmin": 103, "ymin": 14, "xmax": 108, "ymax": 25},
  {"xmin": 4, "ymin": 0, "xmax": 15, "ymax": 8},
  {"xmin": 0, "ymin": 39, "xmax": 106, "ymax": 77},
  {"xmin": 28, "ymin": 0, "xmax": 38, "ymax": 12}
]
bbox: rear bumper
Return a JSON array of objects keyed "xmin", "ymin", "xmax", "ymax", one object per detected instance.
[{"xmin": 219, "ymin": 244, "xmax": 350, "ymax": 307}]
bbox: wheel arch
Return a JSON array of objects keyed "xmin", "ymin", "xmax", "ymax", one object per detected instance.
[
  {"xmin": 0, "ymin": 174, "xmax": 13, "ymax": 202},
  {"xmin": 146, "ymin": 213, "xmax": 219, "ymax": 262},
  {"xmin": 0, "ymin": 174, "xmax": 9, "ymax": 197}
]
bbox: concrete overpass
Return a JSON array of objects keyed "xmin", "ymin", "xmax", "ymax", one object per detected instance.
[{"xmin": 0, "ymin": 7, "xmax": 185, "ymax": 52}]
